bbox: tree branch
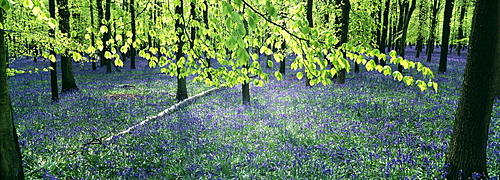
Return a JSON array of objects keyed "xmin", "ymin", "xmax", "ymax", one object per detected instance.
[{"xmin": 241, "ymin": 0, "xmax": 309, "ymax": 43}]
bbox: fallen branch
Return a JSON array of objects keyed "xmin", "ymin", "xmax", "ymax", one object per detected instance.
[{"xmin": 104, "ymin": 86, "xmax": 222, "ymax": 141}]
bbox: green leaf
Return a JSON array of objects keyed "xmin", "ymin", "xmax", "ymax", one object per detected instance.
[
  {"xmin": 100, "ymin": 26, "xmax": 108, "ymax": 34},
  {"xmin": 403, "ymin": 76, "xmax": 414, "ymax": 86},
  {"xmin": 393, "ymin": 71, "xmax": 403, "ymax": 81},
  {"xmin": 389, "ymin": 50, "xmax": 397, "ymax": 58},
  {"xmin": 267, "ymin": 60, "xmax": 273, "ymax": 68},
  {"xmin": 104, "ymin": 51, "xmax": 112, "ymax": 59},
  {"xmin": 400, "ymin": 60, "xmax": 409, "ymax": 69},
  {"xmin": 383, "ymin": 66, "xmax": 392, "ymax": 76},
  {"xmin": 0, "ymin": 0, "xmax": 12, "ymax": 11},
  {"xmin": 48, "ymin": 18, "xmax": 57, "ymax": 29},
  {"xmin": 274, "ymin": 71, "xmax": 282, "ymax": 80},
  {"xmin": 296, "ymin": 72, "xmax": 304, "ymax": 79},
  {"xmin": 366, "ymin": 60, "xmax": 376, "ymax": 71},
  {"xmin": 149, "ymin": 60, "xmax": 156, "ymax": 68},
  {"xmin": 114, "ymin": 59, "xmax": 124, "ymax": 67},
  {"xmin": 416, "ymin": 80, "xmax": 427, "ymax": 91},
  {"xmin": 433, "ymin": 82, "xmax": 438, "ymax": 92},
  {"xmin": 23, "ymin": 0, "xmax": 33, "ymax": 8}
]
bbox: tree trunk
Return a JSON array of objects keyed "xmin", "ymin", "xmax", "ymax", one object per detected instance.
[
  {"xmin": 90, "ymin": 0, "xmax": 97, "ymax": 70},
  {"xmin": 96, "ymin": 0, "xmax": 104, "ymax": 67},
  {"xmin": 0, "ymin": 9, "xmax": 25, "ymax": 180},
  {"xmin": 57, "ymin": 0, "xmax": 79, "ymax": 93},
  {"xmin": 129, "ymin": 0, "xmax": 136, "ymax": 69},
  {"xmin": 49, "ymin": 0, "xmax": 58, "ymax": 101},
  {"xmin": 438, "ymin": 0, "xmax": 454, "ymax": 73},
  {"xmin": 445, "ymin": 0, "xmax": 498, "ymax": 179},
  {"xmin": 175, "ymin": 0, "xmax": 188, "ymax": 101},
  {"xmin": 279, "ymin": 41, "xmax": 286, "ymax": 74},
  {"xmin": 426, "ymin": 0, "xmax": 440, "ymax": 62},
  {"xmin": 336, "ymin": 0, "xmax": 350, "ymax": 84},
  {"xmin": 396, "ymin": 0, "xmax": 416, "ymax": 74},
  {"xmin": 456, "ymin": 3, "xmax": 466, "ymax": 56},
  {"xmin": 379, "ymin": 0, "xmax": 390, "ymax": 66},
  {"xmin": 203, "ymin": 0, "xmax": 212, "ymax": 80},
  {"xmin": 103, "ymin": 0, "xmax": 112, "ymax": 73},
  {"xmin": 305, "ymin": 0, "xmax": 313, "ymax": 87}
]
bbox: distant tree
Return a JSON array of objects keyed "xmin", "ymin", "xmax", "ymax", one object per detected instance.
[
  {"xmin": 455, "ymin": 0, "xmax": 467, "ymax": 56},
  {"xmin": 57, "ymin": 0, "xmax": 79, "ymax": 92},
  {"xmin": 0, "ymin": 7, "xmax": 25, "ymax": 180},
  {"xmin": 415, "ymin": 1, "xmax": 426, "ymax": 58},
  {"xmin": 379, "ymin": 0, "xmax": 390, "ymax": 66},
  {"xmin": 445, "ymin": 0, "xmax": 498, "ymax": 178},
  {"xmin": 89, "ymin": 0, "xmax": 97, "ymax": 70},
  {"xmin": 426, "ymin": 0, "xmax": 440, "ymax": 62},
  {"xmin": 335, "ymin": 0, "xmax": 350, "ymax": 84},
  {"xmin": 438, "ymin": 0, "xmax": 454, "ymax": 73},
  {"xmin": 395, "ymin": 0, "xmax": 416, "ymax": 73},
  {"xmin": 129, "ymin": 0, "xmax": 136, "ymax": 69}
]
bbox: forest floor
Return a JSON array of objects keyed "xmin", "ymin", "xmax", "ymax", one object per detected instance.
[{"xmin": 8, "ymin": 47, "xmax": 500, "ymax": 179}]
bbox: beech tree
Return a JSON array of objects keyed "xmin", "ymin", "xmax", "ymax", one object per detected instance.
[
  {"xmin": 437, "ymin": 0, "xmax": 454, "ymax": 73},
  {"xmin": 445, "ymin": 0, "xmax": 498, "ymax": 178},
  {"xmin": 57, "ymin": 0, "xmax": 79, "ymax": 92},
  {"xmin": 0, "ymin": 4, "xmax": 25, "ymax": 180}
]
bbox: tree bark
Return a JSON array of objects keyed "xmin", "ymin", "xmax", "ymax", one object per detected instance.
[
  {"xmin": 90, "ymin": 0, "xmax": 97, "ymax": 70},
  {"xmin": 175, "ymin": 0, "xmax": 188, "ymax": 101},
  {"xmin": 336, "ymin": 0, "xmax": 350, "ymax": 84},
  {"xmin": 438, "ymin": 0, "xmax": 455, "ymax": 73},
  {"xmin": 49, "ymin": 0, "xmax": 58, "ymax": 101},
  {"xmin": 96, "ymin": 0, "xmax": 104, "ymax": 66},
  {"xmin": 57, "ymin": 0, "xmax": 79, "ymax": 93},
  {"xmin": 456, "ymin": 3, "xmax": 467, "ymax": 56},
  {"xmin": 426, "ymin": 0, "xmax": 440, "ymax": 62},
  {"xmin": 129, "ymin": 0, "xmax": 136, "ymax": 69},
  {"xmin": 305, "ymin": 0, "xmax": 313, "ymax": 87},
  {"xmin": 203, "ymin": 0, "xmax": 212, "ymax": 80},
  {"xmin": 0, "ymin": 9, "xmax": 25, "ymax": 180},
  {"xmin": 379, "ymin": 0, "xmax": 390, "ymax": 66},
  {"xmin": 445, "ymin": 0, "xmax": 498, "ymax": 179},
  {"xmin": 103, "ymin": 0, "xmax": 112, "ymax": 73}
]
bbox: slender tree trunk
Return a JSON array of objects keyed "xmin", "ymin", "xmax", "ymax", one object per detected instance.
[
  {"xmin": 175, "ymin": 0, "xmax": 188, "ymax": 101},
  {"xmin": 380, "ymin": 0, "xmax": 390, "ymax": 66},
  {"xmin": 90, "ymin": 0, "xmax": 97, "ymax": 70},
  {"xmin": 57, "ymin": 0, "xmax": 79, "ymax": 93},
  {"xmin": 279, "ymin": 41, "xmax": 286, "ymax": 74},
  {"xmin": 456, "ymin": 3, "xmax": 466, "ymax": 56},
  {"xmin": 336, "ymin": 0, "xmax": 350, "ymax": 84},
  {"xmin": 415, "ymin": 1, "xmax": 425, "ymax": 58},
  {"xmin": 49, "ymin": 0, "xmax": 58, "ymax": 101},
  {"xmin": 96, "ymin": 0, "xmax": 104, "ymax": 66},
  {"xmin": 445, "ymin": 0, "xmax": 498, "ymax": 179},
  {"xmin": 426, "ymin": 0, "xmax": 440, "ymax": 62},
  {"xmin": 397, "ymin": 0, "xmax": 416, "ymax": 73},
  {"xmin": 203, "ymin": 0, "xmax": 212, "ymax": 80},
  {"xmin": 0, "ymin": 9, "xmax": 25, "ymax": 180},
  {"xmin": 438, "ymin": 0, "xmax": 455, "ymax": 73},
  {"xmin": 129, "ymin": 0, "xmax": 136, "ymax": 69},
  {"xmin": 103, "ymin": 0, "xmax": 112, "ymax": 73},
  {"xmin": 305, "ymin": 0, "xmax": 313, "ymax": 87}
]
